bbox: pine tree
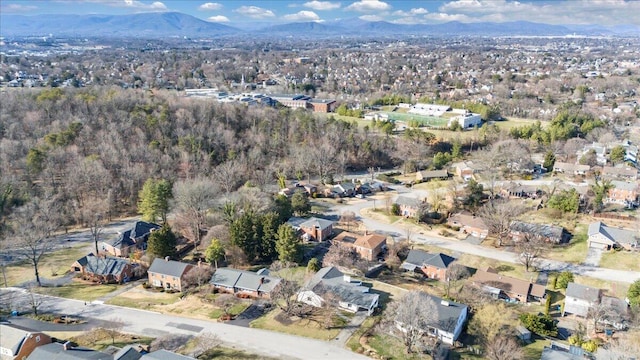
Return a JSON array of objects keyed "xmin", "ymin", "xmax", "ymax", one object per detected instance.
[
  {"xmin": 146, "ymin": 224, "xmax": 177, "ymax": 259},
  {"xmin": 276, "ymin": 224, "xmax": 302, "ymax": 263}
]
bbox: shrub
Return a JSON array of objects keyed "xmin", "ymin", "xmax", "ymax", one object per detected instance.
[
  {"xmin": 550, "ymin": 274, "xmax": 558, "ymax": 289},
  {"xmin": 519, "ymin": 313, "xmax": 558, "ymax": 337},
  {"xmin": 556, "ymin": 271, "xmax": 574, "ymax": 289},
  {"xmin": 544, "ymin": 296, "xmax": 552, "ymax": 316},
  {"xmin": 390, "ymin": 203, "xmax": 400, "ymax": 216},
  {"xmin": 581, "ymin": 340, "xmax": 598, "ymax": 353}
]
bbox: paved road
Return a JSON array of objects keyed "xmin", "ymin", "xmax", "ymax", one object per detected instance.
[
  {"xmin": 329, "ymin": 193, "xmax": 640, "ymax": 284},
  {"xmin": 1, "ymin": 288, "xmax": 368, "ymax": 360}
]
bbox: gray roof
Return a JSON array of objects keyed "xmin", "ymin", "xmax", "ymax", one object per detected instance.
[
  {"xmin": 610, "ymin": 180, "xmax": 638, "ymax": 191},
  {"xmin": 81, "ymin": 256, "xmax": 130, "ymax": 277},
  {"xmin": 304, "ymin": 267, "xmax": 378, "ymax": 309},
  {"xmin": 395, "ymin": 196, "xmax": 423, "ymax": 208},
  {"xmin": 285, "ymin": 217, "xmax": 307, "ymax": 230},
  {"xmin": 540, "ymin": 347, "xmax": 583, "ymax": 360},
  {"xmin": 418, "ymin": 169, "xmax": 448, "ymax": 179},
  {"xmin": 108, "ymin": 221, "xmax": 160, "ymax": 248},
  {"xmin": 566, "ymin": 282, "xmax": 601, "ymax": 302},
  {"xmin": 148, "ymin": 258, "xmax": 193, "ymax": 278},
  {"xmin": 416, "ymin": 293, "xmax": 467, "ymax": 334},
  {"xmin": 0, "ymin": 323, "xmax": 36, "ymax": 357},
  {"xmin": 209, "ymin": 268, "xmax": 282, "ymax": 294},
  {"xmin": 401, "ymin": 249, "xmax": 456, "ymax": 270},
  {"xmin": 299, "ymin": 217, "xmax": 333, "ymax": 231},
  {"xmin": 113, "ymin": 346, "xmax": 142, "ymax": 360},
  {"xmin": 27, "ymin": 343, "xmax": 112, "ymax": 360},
  {"xmin": 140, "ymin": 350, "xmax": 194, "ymax": 360},
  {"xmin": 510, "ymin": 221, "xmax": 564, "ymax": 239},
  {"xmin": 588, "ymin": 221, "xmax": 639, "ymax": 245}
]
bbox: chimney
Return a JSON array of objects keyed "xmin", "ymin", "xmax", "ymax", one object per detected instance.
[
  {"xmin": 259, "ymin": 277, "xmax": 265, "ymax": 284},
  {"xmin": 63, "ymin": 341, "xmax": 73, "ymax": 351},
  {"xmin": 164, "ymin": 256, "xmax": 170, "ymax": 261},
  {"xmin": 343, "ymin": 274, "xmax": 351, "ymax": 283},
  {"xmin": 440, "ymin": 300, "xmax": 450, "ymax": 307}
]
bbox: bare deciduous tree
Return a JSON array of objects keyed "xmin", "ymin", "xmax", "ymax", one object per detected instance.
[
  {"xmin": 186, "ymin": 332, "xmax": 221, "ymax": 358},
  {"xmin": 340, "ymin": 210, "xmax": 356, "ymax": 232},
  {"xmin": 182, "ymin": 266, "xmax": 214, "ymax": 290},
  {"xmin": 150, "ymin": 334, "xmax": 193, "ymax": 352},
  {"xmin": 515, "ymin": 234, "xmax": 548, "ymax": 272},
  {"xmin": 478, "ymin": 200, "xmax": 527, "ymax": 247},
  {"xmin": 485, "ymin": 336, "xmax": 524, "ymax": 360},
  {"xmin": 444, "ymin": 263, "xmax": 470, "ymax": 298},
  {"xmin": 172, "ymin": 178, "xmax": 219, "ymax": 250},
  {"xmin": 383, "ymin": 291, "xmax": 438, "ymax": 354},
  {"xmin": 103, "ymin": 317, "xmax": 125, "ymax": 345}
]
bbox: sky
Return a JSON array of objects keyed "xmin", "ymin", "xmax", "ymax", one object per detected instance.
[{"xmin": 1, "ymin": 0, "xmax": 639, "ymax": 26}]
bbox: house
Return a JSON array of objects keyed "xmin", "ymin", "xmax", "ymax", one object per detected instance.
[
  {"xmin": 0, "ymin": 324, "xmax": 52, "ymax": 360},
  {"xmin": 102, "ymin": 221, "xmax": 161, "ymax": 257},
  {"xmin": 71, "ymin": 254, "xmax": 133, "ymax": 284},
  {"xmin": 333, "ymin": 183, "xmax": 356, "ymax": 197},
  {"xmin": 447, "ymin": 212, "xmax": 489, "ymax": 239},
  {"xmin": 148, "ymin": 258, "xmax": 195, "ymax": 292},
  {"xmin": 26, "ymin": 342, "xmax": 112, "ymax": 360},
  {"xmin": 395, "ymin": 293, "xmax": 468, "ymax": 345},
  {"xmin": 415, "ymin": 169, "xmax": 448, "ymax": 182},
  {"xmin": 297, "ymin": 266, "xmax": 379, "ymax": 315},
  {"xmin": 552, "ymin": 162, "xmax": 590, "ymax": 176},
  {"xmin": 577, "ymin": 143, "xmax": 607, "ymax": 165},
  {"xmin": 298, "ymin": 217, "xmax": 334, "ymax": 242},
  {"xmin": 540, "ymin": 346, "xmax": 585, "ymax": 360},
  {"xmin": 395, "ymin": 196, "xmax": 425, "ymax": 219},
  {"xmin": 401, "ymin": 249, "xmax": 456, "ymax": 281},
  {"xmin": 563, "ymin": 282, "xmax": 601, "ymax": 317},
  {"xmin": 509, "ymin": 221, "xmax": 567, "ymax": 244},
  {"xmin": 501, "ymin": 182, "xmax": 543, "ymax": 199},
  {"xmin": 587, "ymin": 221, "xmax": 639, "ymax": 250},
  {"xmin": 600, "ymin": 296, "xmax": 629, "ymax": 330},
  {"xmin": 606, "ymin": 180, "xmax": 639, "ymax": 206},
  {"xmin": 470, "ymin": 268, "xmax": 546, "ymax": 303},
  {"xmin": 333, "ymin": 231, "xmax": 387, "ymax": 261},
  {"xmin": 210, "ymin": 267, "xmax": 281, "ymax": 299},
  {"xmin": 601, "ymin": 165, "xmax": 637, "ymax": 180},
  {"xmin": 452, "ymin": 161, "xmax": 476, "ymax": 181}
]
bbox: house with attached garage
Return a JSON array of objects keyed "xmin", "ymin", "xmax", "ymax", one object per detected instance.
[
  {"xmin": 102, "ymin": 221, "xmax": 161, "ymax": 257},
  {"xmin": 587, "ymin": 221, "xmax": 639, "ymax": 250},
  {"xmin": 394, "ymin": 292, "xmax": 468, "ymax": 345},
  {"xmin": 395, "ymin": 196, "xmax": 425, "ymax": 219},
  {"xmin": 71, "ymin": 254, "xmax": 134, "ymax": 284},
  {"xmin": 563, "ymin": 282, "xmax": 601, "ymax": 318},
  {"xmin": 297, "ymin": 266, "xmax": 379, "ymax": 315},
  {"xmin": 0, "ymin": 323, "xmax": 52, "ymax": 360},
  {"xmin": 470, "ymin": 268, "xmax": 546, "ymax": 303},
  {"xmin": 401, "ymin": 249, "xmax": 457, "ymax": 281},
  {"xmin": 209, "ymin": 267, "xmax": 281, "ymax": 299},
  {"xmin": 147, "ymin": 258, "xmax": 195, "ymax": 292},
  {"xmin": 447, "ymin": 212, "xmax": 489, "ymax": 239},
  {"xmin": 509, "ymin": 221, "xmax": 568, "ymax": 244}
]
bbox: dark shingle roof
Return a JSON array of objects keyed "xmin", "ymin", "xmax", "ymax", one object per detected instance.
[
  {"xmin": 416, "ymin": 293, "xmax": 467, "ymax": 334},
  {"xmin": 510, "ymin": 221, "xmax": 564, "ymax": 240},
  {"xmin": 401, "ymin": 250, "xmax": 456, "ymax": 270},
  {"xmin": 423, "ymin": 253, "xmax": 456, "ymax": 269},
  {"xmin": 81, "ymin": 256, "xmax": 130, "ymax": 277},
  {"xmin": 148, "ymin": 259, "xmax": 193, "ymax": 278},
  {"xmin": 305, "ymin": 267, "xmax": 378, "ymax": 309},
  {"xmin": 27, "ymin": 343, "xmax": 112, "ymax": 360},
  {"xmin": 566, "ymin": 282, "xmax": 601, "ymax": 302},
  {"xmin": 209, "ymin": 268, "xmax": 281, "ymax": 294},
  {"xmin": 108, "ymin": 221, "xmax": 160, "ymax": 248}
]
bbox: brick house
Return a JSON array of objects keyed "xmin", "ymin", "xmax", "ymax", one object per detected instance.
[
  {"xmin": 298, "ymin": 217, "xmax": 334, "ymax": 242},
  {"xmin": 148, "ymin": 258, "xmax": 195, "ymax": 292},
  {"xmin": 470, "ymin": 268, "xmax": 546, "ymax": 303},
  {"xmin": 447, "ymin": 212, "xmax": 489, "ymax": 239},
  {"xmin": 333, "ymin": 231, "xmax": 387, "ymax": 261},
  {"xmin": 308, "ymin": 99, "xmax": 337, "ymax": 113},
  {"xmin": 509, "ymin": 221, "xmax": 567, "ymax": 244},
  {"xmin": 401, "ymin": 249, "xmax": 456, "ymax": 281},
  {"xmin": 102, "ymin": 221, "xmax": 160, "ymax": 257},
  {"xmin": 395, "ymin": 196, "xmax": 425, "ymax": 219},
  {"xmin": 0, "ymin": 324, "xmax": 52, "ymax": 360},
  {"xmin": 71, "ymin": 254, "xmax": 134, "ymax": 284},
  {"xmin": 210, "ymin": 268, "xmax": 281, "ymax": 299},
  {"xmin": 606, "ymin": 180, "xmax": 639, "ymax": 206}
]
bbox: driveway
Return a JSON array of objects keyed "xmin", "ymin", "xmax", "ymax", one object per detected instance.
[{"xmin": 583, "ymin": 247, "xmax": 603, "ymax": 267}]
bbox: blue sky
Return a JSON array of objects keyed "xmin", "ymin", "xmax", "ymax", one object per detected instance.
[{"xmin": 1, "ymin": 0, "xmax": 639, "ymax": 26}]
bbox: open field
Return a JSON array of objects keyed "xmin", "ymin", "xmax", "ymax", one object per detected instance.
[
  {"xmin": 382, "ymin": 111, "xmax": 450, "ymax": 127},
  {"xmin": 599, "ymin": 250, "xmax": 640, "ymax": 271},
  {"xmin": 250, "ymin": 308, "xmax": 341, "ymax": 340},
  {"xmin": 36, "ymin": 280, "xmax": 118, "ymax": 301},
  {"xmin": 3, "ymin": 245, "xmax": 89, "ymax": 286}
]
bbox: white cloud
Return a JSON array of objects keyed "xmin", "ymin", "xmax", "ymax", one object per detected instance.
[
  {"xmin": 423, "ymin": 12, "xmax": 473, "ymax": 23},
  {"xmin": 359, "ymin": 14, "xmax": 383, "ymax": 21},
  {"xmin": 304, "ymin": 1, "xmax": 341, "ymax": 11},
  {"xmin": 283, "ymin": 10, "xmax": 321, "ymax": 21},
  {"xmin": 234, "ymin": 5, "xmax": 275, "ymax": 19},
  {"xmin": 207, "ymin": 15, "xmax": 230, "ymax": 22},
  {"xmin": 346, "ymin": 0, "xmax": 390, "ymax": 12},
  {"xmin": 393, "ymin": 7, "xmax": 428, "ymax": 17},
  {"xmin": 392, "ymin": 16, "xmax": 424, "ymax": 25},
  {"xmin": 122, "ymin": 0, "xmax": 167, "ymax": 10},
  {"xmin": 1, "ymin": 3, "xmax": 38, "ymax": 12},
  {"xmin": 198, "ymin": 2, "xmax": 222, "ymax": 11},
  {"xmin": 436, "ymin": 0, "xmax": 640, "ymax": 26}
]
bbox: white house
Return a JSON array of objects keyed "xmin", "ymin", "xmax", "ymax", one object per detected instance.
[
  {"xmin": 395, "ymin": 293, "xmax": 468, "ymax": 345},
  {"xmin": 563, "ymin": 282, "xmax": 601, "ymax": 318},
  {"xmin": 588, "ymin": 221, "xmax": 639, "ymax": 250},
  {"xmin": 297, "ymin": 267, "xmax": 379, "ymax": 315}
]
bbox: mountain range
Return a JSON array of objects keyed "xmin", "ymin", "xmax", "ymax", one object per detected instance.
[{"xmin": 1, "ymin": 11, "xmax": 639, "ymax": 38}]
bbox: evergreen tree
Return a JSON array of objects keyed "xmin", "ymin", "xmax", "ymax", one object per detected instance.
[
  {"xmin": 291, "ymin": 192, "xmax": 311, "ymax": 216},
  {"xmin": 543, "ymin": 150, "xmax": 556, "ymax": 172},
  {"xmin": 230, "ymin": 211, "xmax": 260, "ymax": 262},
  {"xmin": 205, "ymin": 238, "xmax": 225, "ymax": 269},
  {"xmin": 146, "ymin": 224, "xmax": 177, "ymax": 259},
  {"xmin": 259, "ymin": 212, "xmax": 279, "ymax": 262},
  {"xmin": 274, "ymin": 194, "xmax": 293, "ymax": 224},
  {"xmin": 276, "ymin": 224, "xmax": 302, "ymax": 263},
  {"xmin": 138, "ymin": 178, "xmax": 172, "ymax": 223}
]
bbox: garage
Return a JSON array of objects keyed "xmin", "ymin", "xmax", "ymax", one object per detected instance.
[{"xmin": 588, "ymin": 240, "xmax": 608, "ymax": 249}]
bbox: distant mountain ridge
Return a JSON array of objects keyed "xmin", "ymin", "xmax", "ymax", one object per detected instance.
[{"xmin": 1, "ymin": 11, "xmax": 638, "ymax": 38}]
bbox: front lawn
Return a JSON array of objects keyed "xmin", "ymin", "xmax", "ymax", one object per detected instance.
[
  {"xmin": 250, "ymin": 308, "xmax": 341, "ymax": 341},
  {"xmin": 106, "ymin": 285, "xmax": 181, "ymax": 310},
  {"xmin": 35, "ymin": 280, "xmax": 118, "ymax": 301},
  {"xmin": 599, "ymin": 250, "xmax": 640, "ymax": 271},
  {"xmin": 69, "ymin": 328, "xmax": 153, "ymax": 351},
  {"xmin": 544, "ymin": 225, "xmax": 588, "ymax": 264},
  {"xmin": 3, "ymin": 245, "xmax": 89, "ymax": 286},
  {"xmin": 208, "ymin": 302, "xmax": 249, "ymax": 320},
  {"xmin": 367, "ymin": 334, "xmax": 430, "ymax": 360},
  {"xmin": 523, "ymin": 339, "xmax": 551, "ymax": 359}
]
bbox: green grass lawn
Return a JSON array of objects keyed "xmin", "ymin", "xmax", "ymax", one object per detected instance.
[
  {"xmin": 346, "ymin": 316, "xmax": 380, "ymax": 352},
  {"xmin": 208, "ymin": 303, "xmax": 249, "ymax": 320},
  {"xmin": 599, "ymin": 250, "xmax": 640, "ymax": 271},
  {"xmin": 573, "ymin": 275, "xmax": 630, "ymax": 299},
  {"xmin": 69, "ymin": 328, "xmax": 153, "ymax": 351},
  {"xmin": 35, "ymin": 281, "xmax": 119, "ymax": 301},
  {"xmin": 106, "ymin": 289, "xmax": 181, "ymax": 309},
  {"xmin": 523, "ymin": 339, "xmax": 551, "ymax": 359},
  {"xmin": 250, "ymin": 308, "xmax": 341, "ymax": 340},
  {"xmin": 367, "ymin": 334, "xmax": 430, "ymax": 360},
  {"xmin": 3, "ymin": 245, "xmax": 89, "ymax": 286}
]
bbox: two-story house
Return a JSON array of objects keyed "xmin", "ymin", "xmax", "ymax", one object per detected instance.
[
  {"xmin": 606, "ymin": 180, "xmax": 639, "ymax": 207},
  {"xmin": 148, "ymin": 258, "xmax": 195, "ymax": 292},
  {"xmin": 401, "ymin": 249, "xmax": 457, "ymax": 281},
  {"xmin": 0, "ymin": 324, "xmax": 51, "ymax": 360},
  {"xmin": 333, "ymin": 231, "xmax": 387, "ymax": 261}
]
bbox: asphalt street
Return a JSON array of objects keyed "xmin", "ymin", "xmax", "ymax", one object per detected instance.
[{"xmin": 1, "ymin": 288, "xmax": 369, "ymax": 360}]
